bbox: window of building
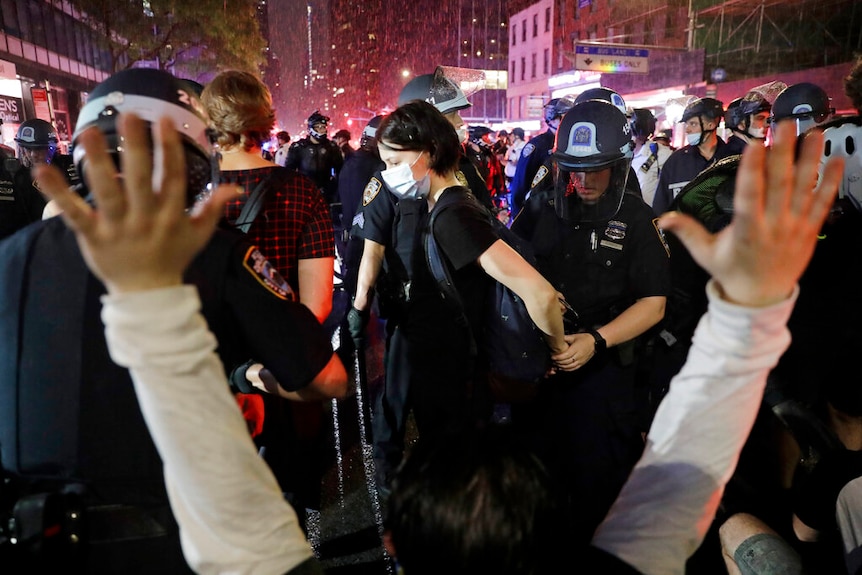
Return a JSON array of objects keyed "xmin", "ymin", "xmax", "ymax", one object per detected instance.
[
  {"xmin": 665, "ymin": 11, "xmax": 674, "ymax": 38},
  {"xmin": 531, "ymin": 53, "xmax": 536, "ymax": 78},
  {"xmin": 520, "ymin": 56, "xmax": 526, "ymax": 81},
  {"xmin": 546, "ymin": 7, "xmax": 551, "ymax": 32},
  {"xmin": 644, "ymin": 17, "xmax": 655, "ymax": 45},
  {"xmin": 522, "ymin": 19, "xmax": 526, "ymax": 42},
  {"xmin": 28, "ymin": 2, "xmax": 47, "ymax": 46},
  {"xmin": 14, "ymin": 0, "xmax": 31, "ymax": 42},
  {"xmin": 543, "ymin": 48, "xmax": 549, "ymax": 75},
  {"xmin": 512, "ymin": 24, "xmax": 516, "ymax": 46},
  {"xmin": 533, "ymin": 14, "xmax": 538, "ymax": 37},
  {"xmin": 0, "ymin": 0, "xmax": 20, "ymax": 37},
  {"xmin": 511, "ymin": 59, "xmax": 516, "ymax": 83}
]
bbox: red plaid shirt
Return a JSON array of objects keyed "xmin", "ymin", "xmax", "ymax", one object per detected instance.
[{"xmin": 221, "ymin": 167, "xmax": 334, "ymax": 291}]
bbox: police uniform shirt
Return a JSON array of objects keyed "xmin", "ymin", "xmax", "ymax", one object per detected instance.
[
  {"xmin": 355, "ymin": 170, "xmax": 426, "ymax": 280},
  {"xmin": 337, "ymin": 149, "xmax": 384, "ymax": 234},
  {"xmin": 652, "ymin": 137, "xmax": 733, "ymax": 215},
  {"xmin": 510, "ymin": 130, "xmax": 556, "ymax": 215},
  {"xmin": 526, "ymin": 194, "xmax": 671, "ymax": 327},
  {"xmin": 0, "ymin": 217, "xmax": 332, "ymax": 483},
  {"xmin": 724, "ymin": 134, "xmax": 748, "ymax": 156}
]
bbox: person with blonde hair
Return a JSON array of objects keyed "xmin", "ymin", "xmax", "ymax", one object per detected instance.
[{"xmin": 202, "ymin": 70, "xmax": 337, "ymax": 526}]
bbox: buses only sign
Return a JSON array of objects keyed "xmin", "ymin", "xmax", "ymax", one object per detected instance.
[{"xmin": 575, "ymin": 44, "xmax": 649, "ymax": 74}]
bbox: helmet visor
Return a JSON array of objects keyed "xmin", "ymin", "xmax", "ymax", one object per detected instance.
[{"xmin": 553, "ymin": 161, "xmax": 628, "ymax": 223}]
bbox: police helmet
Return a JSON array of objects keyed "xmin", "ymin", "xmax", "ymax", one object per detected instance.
[
  {"xmin": 724, "ymin": 97, "xmax": 745, "ymax": 130},
  {"xmin": 543, "ymin": 97, "xmax": 575, "ymax": 125},
  {"xmin": 72, "ymin": 68, "xmax": 214, "ymax": 205},
  {"xmin": 307, "ymin": 110, "xmax": 329, "ymax": 139},
  {"xmin": 552, "ymin": 100, "xmax": 634, "ymax": 222},
  {"xmin": 681, "ymin": 97, "xmax": 725, "ymax": 123},
  {"xmin": 15, "ymin": 119, "xmax": 59, "ymax": 149},
  {"xmin": 360, "ymin": 114, "xmax": 384, "ymax": 149},
  {"xmin": 398, "ymin": 67, "xmax": 471, "ymax": 115},
  {"xmin": 771, "ymin": 82, "xmax": 833, "ymax": 134},
  {"xmin": 630, "ymin": 108, "xmax": 656, "ymax": 140},
  {"xmin": 575, "ymin": 87, "xmax": 628, "ymax": 117},
  {"xmin": 468, "ymin": 125, "xmax": 493, "ymax": 143},
  {"xmin": 819, "ymin": 115, "xmax": 862, "ymax": 213}
]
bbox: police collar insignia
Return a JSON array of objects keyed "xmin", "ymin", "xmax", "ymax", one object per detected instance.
[
  {"xmin": 363, "ymin": 177, "xmax": 382, "ymax": 206},
  {"xmin": 605, "ymin": 220, "xmax": 627, "ymax": 241},
  {"xmin": 242, "ymin": 247, "xmax": 296, "ymax": 301}
]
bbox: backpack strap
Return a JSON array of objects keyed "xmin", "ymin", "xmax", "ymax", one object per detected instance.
[
  {"xmin": 233, "ymin": 171, "xmax": 276, "ymax": 233},
  {"xmin": 425, "ymin": 188, "xmax": 478, "ymax": 357}
]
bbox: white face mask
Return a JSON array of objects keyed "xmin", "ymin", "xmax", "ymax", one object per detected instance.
[
  {"xmin": 686, "ymin": 132, "xmax": 702, "ymax": 147},
  {"xmin": 456, "ymin": 126, "xmax": 469, "ymax": 144},
  {"xmin": 748, "ymin": 127, "xmax": 766, "ymax": 140},
  {"xmin": 381, "ymin": 151, "xmax": 430, "ymax": 200}
]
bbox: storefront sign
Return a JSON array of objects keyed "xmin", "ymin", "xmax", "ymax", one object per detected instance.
[
  {"xmin": 0, "ymin": 94, "xmax": 23, "ymax": 123},
  {"xmin": 31, "ymin": 87, "xmax": 52, "ymax": 122}
]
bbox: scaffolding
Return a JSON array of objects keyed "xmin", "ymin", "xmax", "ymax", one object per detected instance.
[{"xmin": 693, "ymin": 0, "xmax": 862, "ymax": 78}]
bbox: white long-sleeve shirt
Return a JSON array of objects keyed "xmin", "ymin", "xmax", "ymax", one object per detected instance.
[
  {"xmin": 102, "ymin": 286, "xmax": 315, "ymax": 575},
  {"xmin": 592, "ymin": 280, "xmax": 795, "ymax": 575},
  {"xmin": 102, "ymin": 280, "xmax": 795, "ymax": 575}
]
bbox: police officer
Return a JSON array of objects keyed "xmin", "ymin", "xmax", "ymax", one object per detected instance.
[
  {"xmin": 510, "ymin": 99, "xmax": 670, "ymax": 544},
  {"xmin": 285, "ymin": 110, "xmax": 344, "ymax": 204},
  {"xmin": 652, "ymin": 97, "xmax": 734, "ymax": 215},
  {"xmin": 337, "ymin": 115, "xmax": 385, "ymax": 296},
  {"xmin": 0, "ymin": 68, "xmax": 347, "ymax": 573},
  {"xmin": 6, "ymin": 118, "xmax": 79, "ymax": 229},
  {"xmin": 513, "ymin": 89, "xmax": 641, "ymax": 233},
  {"xmin": 509, "ymin": 96, "xmax": 574, "ymax": 220},
  {"xmin": 771, "ymin": 82, "xmax": 834, "ymax": 136},
  {"xmin": 349, "ymin": 67, "xmax": 481, "ymax": 499},
  {"xmin": 465, "ymin": 125, "xmax": 506, "ymax": 212},
  {"xmin": 724, "ymin": 89, "xmax": 773, "ymax": 155}
]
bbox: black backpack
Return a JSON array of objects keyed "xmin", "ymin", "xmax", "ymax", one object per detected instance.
[{"xmin": 425, "ymin": 187, "xmax": 578, "ymax": 402}]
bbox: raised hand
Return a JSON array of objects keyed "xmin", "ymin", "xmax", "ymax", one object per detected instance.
[
  {"xmin": 35, "ymin": 113, "xmax": 237, "ymax": 294},
  {"xmin": 658, "ymin": 121, "xmax": 843, "ymax": 307}
]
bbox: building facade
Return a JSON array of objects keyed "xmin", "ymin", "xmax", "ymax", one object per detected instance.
[{"xmin": 0, "ymin": 0, "xmax": 113, "ymax": 152}]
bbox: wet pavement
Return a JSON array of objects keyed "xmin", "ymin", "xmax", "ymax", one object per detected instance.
[{"xmin": 309, "ymin": 287, "xmax": 396, "ymax": 575}]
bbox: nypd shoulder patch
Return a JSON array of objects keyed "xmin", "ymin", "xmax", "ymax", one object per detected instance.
[
  {"xmin": 522, "ymin": 143, "xmax": 535, "ymax": 158},
  {"xmin": 530, "ymin": 164, "xmax": 549, "ymax": 189},
  {"xmin": 362, "ymin": 177, "xmax": 382, "ymax": 206},
  {"xmin": 242, "ymin": 246, "xmax": 296, "ymax": 301}
]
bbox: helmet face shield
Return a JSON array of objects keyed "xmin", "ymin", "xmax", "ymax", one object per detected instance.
[
  {"xmin": 72, "ymin": 68, "xmax": 215, "ymax": 206},
  {"xmin": 553, "ymin": 160, "xmax": 628, "ymax": 223}
]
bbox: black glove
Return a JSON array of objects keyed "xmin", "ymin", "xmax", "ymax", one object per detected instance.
[{"xmin": 347, "ymin": 305, "xmax": 369, "ymax": 348}]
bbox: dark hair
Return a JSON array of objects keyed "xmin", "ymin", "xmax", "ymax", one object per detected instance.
[
  {"xmin": 276, "ymin": 130, "xmax": 289, "ymax": 142},
  {"xmin": 386, "ymin": 426, "xmax": 570, "ymax": 575},
  {"xmin": 376, "ymin": 100, "xmax": 461, "ymax": 174},
  {"xmin": 334, "ymin": 129, "xmax": 351, "ymax": 140},
  {"xmin": 512, "ymin": 127, "xmax": 525, "ymax": 139},
  {"xmin": 844, "ymin": 54, "xmax": 862, "ymax": 114}
]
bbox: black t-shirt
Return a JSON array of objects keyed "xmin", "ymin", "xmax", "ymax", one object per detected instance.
[{"xmin": 523, "ymin": 193, "xmax": 670, "ymax": 327}]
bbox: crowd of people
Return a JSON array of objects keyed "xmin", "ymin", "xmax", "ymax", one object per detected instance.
[{"xmin": 1, "ymin": 56, "xmax": 861, "ymax": 575}]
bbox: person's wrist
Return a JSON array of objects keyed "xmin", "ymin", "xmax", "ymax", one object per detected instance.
[
  {"xmin": 713, "ymin": 281, "xmax": 794, "ymax": 308},
  {"xmin": 587, "ymin": 329, "xmax": 607, "ymax": 354}
]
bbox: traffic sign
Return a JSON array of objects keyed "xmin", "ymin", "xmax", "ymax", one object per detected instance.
[{"xmin": 575, "ymin": 44, "xmax": 649, "ymax": 74}]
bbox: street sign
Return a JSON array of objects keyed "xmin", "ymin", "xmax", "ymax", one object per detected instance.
[{"xmin": 575, "ymin": 44, "xmax": 649, "ymax": 74}]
